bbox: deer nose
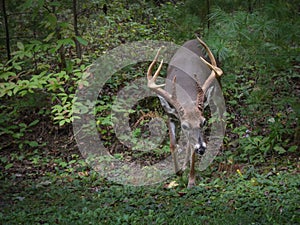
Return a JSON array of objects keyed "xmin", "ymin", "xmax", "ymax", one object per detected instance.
[{"xmin": 194, "ymin": 142, "xmax": 206, "ymax": 155}]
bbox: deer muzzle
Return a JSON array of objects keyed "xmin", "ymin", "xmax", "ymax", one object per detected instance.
[
  {"xmin": 194, "ymin": 141, "xmax": 206, "ymax": 155},
  {"xmin": 187, "ymin": 129, "xmax": 207, "ymax": 155}
]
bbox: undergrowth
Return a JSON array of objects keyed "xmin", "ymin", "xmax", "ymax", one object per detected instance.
[{"xmin": 1, "ymin": 165, "xmax": 299, "ymax": 225}]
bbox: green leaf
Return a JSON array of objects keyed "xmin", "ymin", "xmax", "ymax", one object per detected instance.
[
  {"xmin": 46, "ymin": 13, "xmax": 57, "ymax": 29},
  {"xmin": 19, "ymin": 123, "xmax": 27, "ymax": 128},
  {"xmin": 17, "ymin": 42, "xmax": 24, "ymax": 51},
  {"xmin": 28, "ymin": 119, "xmax": 40, "ymax": 127},
  {"xmin": 273, "ymin": 145, "xmax": 286, "ymax": 154},
  {"xmin": 59, "ymin": 161, "xmax": 68, "ymax": 168},
  {"xmin": 49, "ymin": 1, "xmax": 61, "ymax": 7},
  {"xmin": 44, "ymin": 32, "xmax": 55, "ymax": 42},
  {"xmin": 37, "ymin": 0, "xmax": 44, "ymax": 8},
  {"xmin": 287, "ymin": 145, "xmax": 297, "ymax": 152},
  {"xmin": 59, "ymin": 120, "xmax": 66, "ymax": 126},
  {"xmin": 7, "ymin": 90, "xmax": 12, "ymax": 97},
  {"xmin": 5, "ymin": 163, "xmax": 13, "ymax": 170},
  {"xmin": 21, "ymin": 0, "xmax": 33, "ymax": 9},
  {"xmin": 75, "ymin": 36, "xmax": 88, "ymax": 46},
  {"xmin": 13, "ymin": 63, "xmax": 22, "ymax": 71},
  {"xmin": 68, "ymin": 160, "xmax": 77, "ymax": 165},
  {"xmin": 57, "ymin": 38, "xmax": 75, "ymax": 47},
  {"xmin": 26, "ymin": 141, "xmax": 39, "ymax": 147},
  {"xmin": 0, "ymin": 156, "xmax": 8, "ymax": 163},
  {"xmin": 0, "ymin": 72, "xmax": 16, "ymax": 81},
  {"xmin": 13, "ymin": 85, "xmax": 20, "ymax": 95}
]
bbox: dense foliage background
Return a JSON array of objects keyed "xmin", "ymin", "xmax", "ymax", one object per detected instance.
[{"xmin": 0, "ymin": 0, "xmax": 299, "ymax": 224}]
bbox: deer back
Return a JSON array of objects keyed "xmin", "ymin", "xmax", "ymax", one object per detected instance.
[{"xmin": 165, "ymin": 39, "xmax": 211, "ymax": 107}]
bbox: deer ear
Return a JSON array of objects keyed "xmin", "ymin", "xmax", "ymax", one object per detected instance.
[{"xmin": 197, "ymin": 89, "xmax": 205, "ymax": 111}]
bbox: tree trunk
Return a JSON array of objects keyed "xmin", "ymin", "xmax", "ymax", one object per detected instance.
[
  {"xmin": 206, "ymin": 0, "xmax": 210, "ymax": 31},
  {"xmin": 1, "ymin": 0, "xmax": 11, "ymax": 62},
  {"xmin": 73, "ymin": 0, "xmax": 82, "ymax": 59},
  {"xmin": 57, "ymin": 28, "xmax": 66, "ymax": 70}
]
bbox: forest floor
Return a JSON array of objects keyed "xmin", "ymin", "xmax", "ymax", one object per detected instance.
[{"xmin": 0, "ymin": 116, "xmax": 299, "ymax": 224}]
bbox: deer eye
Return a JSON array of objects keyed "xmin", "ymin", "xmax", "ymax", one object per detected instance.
[{"xmin": 181, "ymin": 122, "xmax": 189, "ymax": 130}]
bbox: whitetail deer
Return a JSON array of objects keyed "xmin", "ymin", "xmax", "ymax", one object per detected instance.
[{"xmin": 147, "ymin": 37, "xmax": 223, "ymax": 187}]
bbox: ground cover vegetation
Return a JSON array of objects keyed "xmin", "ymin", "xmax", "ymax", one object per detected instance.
[{"xmin": 0, "ymin": 0, "xmax": 299, "ymax": 224}]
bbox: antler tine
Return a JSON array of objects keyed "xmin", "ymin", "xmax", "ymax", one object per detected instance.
[
  {"xmin": 147, "ymin": 47, "xmax": 184, "ymax": 116},
  {"xmin": 197, "ymin": 36, "xmax": 217, "ymax": 66},
  {"xmin": 147, "ymin": 47, "xmax": 164, "ymax": 88},
  {"xmin": 201, "ymin": 71, "xmax": 216, "ymax": 93},
  {"xmin": 152, "ymin": 59, "xmax": 164, "ymax": 87},
  {"xmin": 200, "ymin": 57, "xmax": 223, "ymax": 76},
  {"xmin": 197, "ymin": 37, "xmax": 223, "ymax": 93}
]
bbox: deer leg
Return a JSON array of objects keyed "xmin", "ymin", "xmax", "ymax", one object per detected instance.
[
  {"xmin": 168, "ymin": 118, "xmax": 180, "ymax": 174},
  {"xmin": 188, "ymin": 150, "xmax": 196, "ymax": 188},
  {"xmin": 183, "ymin": 139, "xmax": 190, "ymax": 171}
]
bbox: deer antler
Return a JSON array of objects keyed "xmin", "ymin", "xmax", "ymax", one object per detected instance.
[
  {"xmin": 147, "ymin": 47, "xmax": 184, "ymax": 115},
  {"xmin": 147, "ymin": 47, "xmax": 165, "ymax": 89},
  {"xmin": 197, "ymin": 37, "xmax": 223, "ymax": 93}
]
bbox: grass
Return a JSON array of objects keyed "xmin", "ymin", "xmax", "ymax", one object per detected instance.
[{"xmin": 1, "ymin": 165, "xmax": 299, "ymax": 225}]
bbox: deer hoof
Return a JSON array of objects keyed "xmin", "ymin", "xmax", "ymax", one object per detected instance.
[{"xmin": 187, "ymin": 180, "xmax": 196, "ymax": 188}]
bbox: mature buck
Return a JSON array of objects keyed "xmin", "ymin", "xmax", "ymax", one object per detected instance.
[{"xmin": 147, "ymin": 37, "xmax": 223, "ymax": 187}]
